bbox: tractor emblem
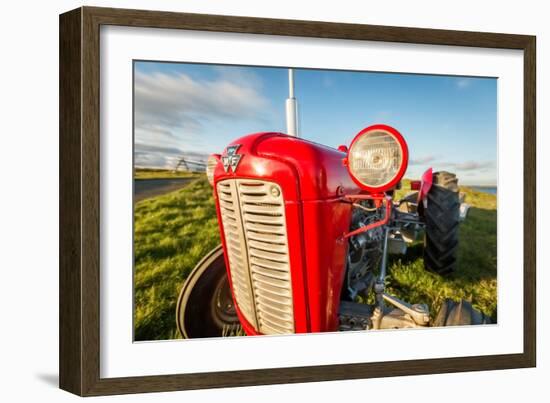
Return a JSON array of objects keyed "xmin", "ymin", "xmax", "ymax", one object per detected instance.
[{"xmin": 221, "ymin": 145, "xmax": 242, "ymax": 173}]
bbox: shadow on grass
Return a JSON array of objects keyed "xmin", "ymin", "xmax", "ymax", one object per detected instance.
[
  {"xmin": 387, "ymin": 206, "xmax": 497, "ymax": 321},
  {"xmin": 392, "ymin": 207, "xmax": 496, "ymax": 282}
]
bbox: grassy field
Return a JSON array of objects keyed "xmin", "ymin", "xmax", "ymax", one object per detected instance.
[
  {"xmin": 134, "ymin": 175, "xmax": 220, "ymax": 341},
  {"xmin": 134, "ymin": 175, "xmax": 497, "ymax": 340},
  {"xmin": 391, "ymin": 180, "xmax": 497, "ymax": 322}
]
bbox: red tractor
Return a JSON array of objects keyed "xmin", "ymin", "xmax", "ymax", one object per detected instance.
[{"xmin": 176, "ymin": 124, "xmax": 490, "ymax": 338}]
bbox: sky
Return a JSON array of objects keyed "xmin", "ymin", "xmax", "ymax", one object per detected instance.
[{"xmin": 134, "ymin": 61, "xmax": 497, "ymax": 185}]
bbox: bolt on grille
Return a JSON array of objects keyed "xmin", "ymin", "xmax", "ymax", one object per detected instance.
[{"xmin": 217, "ymin": 179, "xmax": 295, "ymax": 334}]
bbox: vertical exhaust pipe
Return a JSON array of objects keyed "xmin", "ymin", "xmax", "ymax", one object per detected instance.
[{"xmin": 286, "ymin": 69, "xmax": 299, "ymax": 137}]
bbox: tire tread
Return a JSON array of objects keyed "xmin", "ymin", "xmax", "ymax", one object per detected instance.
[{"xmin": 423, "ymin": 171, "xmax": 460, "ymax": 275}]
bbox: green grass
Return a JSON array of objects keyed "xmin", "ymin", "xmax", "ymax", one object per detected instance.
[
  {"xmin": 389, "ymin": 180, "xmax": 497, "ymax": 321},
  {"xmin": 134, "ymin": 175, "xmax": 220, "ymax": 341},
  {"xmin": 134, "ymin": 168, "xmax": 201, "ymax": 180},
  {"xmin": 134, "ymin": 177, "xmax": 497, "ymax": 340}
]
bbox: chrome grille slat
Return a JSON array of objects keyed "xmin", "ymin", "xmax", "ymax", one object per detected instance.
[
  {"xmin": 248, "ymin": 239, "xmax": 287, "ymax": 254},
  {"xmin": 222, "ymin": 227, "xmax": 239, "ymax": 238},
  {"xmin": 245, "ymin": 231, "xmax": 286, "ymax": 244},
  {"xmin": 238, "ymin": 185, "xmax": 266, "ymax": 194},
  {"xmin": 253, "ymin": 281, "xmax": 292, "ymax": 298},
  {"xmin": 241, "ymin": 204, "xmax": 282, "ymax": 215},
  {"xmin": 255, "ymin": 295, "xmax": 293, "ymax": 312},
  {"xmin": 239, "ymin": 194, "xmax": 277, "ymax": 203},
  {"xmin": 216, "ymin": 179, "xmax": 294, "ymax": 334},
  {"xmin": 243, "ymin": 213, "xmax": 283, "ymax": 224},
  {"xmin": 249, "ymin": 256, "xmax": 288, "ymax": 271},
  {"xmin": 253, "ymin": 287, "xmax": 292, "ymax": 303},
  {"xmin": 258, "ymin": 306, "xmax": 294, "ymax": 323},
  {"xmin": 249, "ymin": 248, "xmax": 288, "ymax": 263},
  {"xmin": 252, "ymin": 272, "xmax": 291, "ymax": 289},
  {"xmin": 219, "ymin": 199, "xmax": 234, "ymax": 208},
  {"xmin": 250, "ymin": 265, "xmax": 290, "ymax": 280},
  {"xmin": 259, "ymin": 320, "xmax": 293, "ymax": 334},
  {"xmin": 245, "ymin": 222, "xmax": 286, "ymax": 234},
  {"xmin": 227, "ymin": 238, "xmax": 242, "ymax": 249}
]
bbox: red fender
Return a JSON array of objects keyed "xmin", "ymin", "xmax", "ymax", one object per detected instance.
[{"xmin": 417, "ymin": 168, "xmax": 433, "ymax": 207}]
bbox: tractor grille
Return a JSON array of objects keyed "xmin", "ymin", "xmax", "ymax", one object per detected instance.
[{"xmin": 217, "ymin": 179, "xmax": 295, "ymax": 334}]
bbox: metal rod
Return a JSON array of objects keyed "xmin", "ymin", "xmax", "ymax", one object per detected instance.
[
  {"xmin": 285, "ymin": 69, "xmax": 298, "ymax": 137},
  {"xmin": 374, "ymin": 226, "xmax": 390, "ymax": 307},
  {"xmin": 288, "ymin": 69, "xmax": 295, "ymax": 98},
  {"xmin": 379, "ymin": 227, "xmax": 390, "ymax": 283}
]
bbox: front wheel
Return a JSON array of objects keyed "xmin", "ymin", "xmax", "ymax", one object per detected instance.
[
  {"xmin": 176, "ymin": 245, "xmax": 242, "ymax": 338},
  {"xmin": 423, "ymin": 171, "xmax": 460, "ymax": 276}
]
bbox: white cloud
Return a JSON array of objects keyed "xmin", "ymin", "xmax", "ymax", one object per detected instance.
[
  {"xmin": 448, "ymin": 160, "xmax": 495, "ymax": 171},
  {"xmin": 409, "ymin": 155, "xmax": 437, "ymax": 165},
  {"xmin": 134, "ymin": 69, "xmax": 271, "ymax": 168}
]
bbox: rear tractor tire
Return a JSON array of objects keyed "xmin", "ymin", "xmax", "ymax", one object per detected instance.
[{"xmin": 423, "ymin": 171, "xmax": 460, "ymax": 276}]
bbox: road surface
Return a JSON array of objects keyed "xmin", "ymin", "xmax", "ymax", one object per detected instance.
[{"xmin": 134, "ymin": 178, "xmax": 194, "ymax": 203}]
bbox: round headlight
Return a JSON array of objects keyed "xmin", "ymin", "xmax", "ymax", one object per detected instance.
[
  {"xmin": 347, "ymin": 125, "xmax": 408, "ymax": 192},
  {"xmin": 206, "ymin": 155, "xmax": 219, "ymax": 186}
]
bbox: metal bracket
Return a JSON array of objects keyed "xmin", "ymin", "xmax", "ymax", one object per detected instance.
[{"xmin": 382, "ymin": 293, "xmax": 430, "ymax": 326}]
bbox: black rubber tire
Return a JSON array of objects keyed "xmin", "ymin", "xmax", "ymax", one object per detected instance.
[
  {"xmin": 433, "ymin": 299, "xmax": 491, "ymax": 326},
  {"xmin": 176, "ymin": 245, "xmax": 241, "ymax": 338},
  {"xmin": 423, "ymin": 171, "xmax": 460, "ymax": 276}
]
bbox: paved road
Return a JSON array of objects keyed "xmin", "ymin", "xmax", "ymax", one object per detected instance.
[{"xmin": 134, "ymin": 178, "xmax": 194, "ymax": 203}]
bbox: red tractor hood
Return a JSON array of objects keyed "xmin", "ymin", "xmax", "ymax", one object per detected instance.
[{"xmin": 213, "ymin": 132, "xmax": 361, "ymax": 201}]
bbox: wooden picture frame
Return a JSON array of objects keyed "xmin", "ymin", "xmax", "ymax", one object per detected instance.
[{"xmin": 59, "ymin": 6, "xmax": 536, "ymax": 396}]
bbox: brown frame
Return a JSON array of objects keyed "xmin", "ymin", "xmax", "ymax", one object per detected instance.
[{"xmin": 59, "ymin": 6, "xmax": 536, "ymax": 396}]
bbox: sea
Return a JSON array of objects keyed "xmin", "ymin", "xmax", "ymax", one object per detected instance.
[{"xmin": 469, "ymin": 186, "xmax": 497, "ymax": 195}]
